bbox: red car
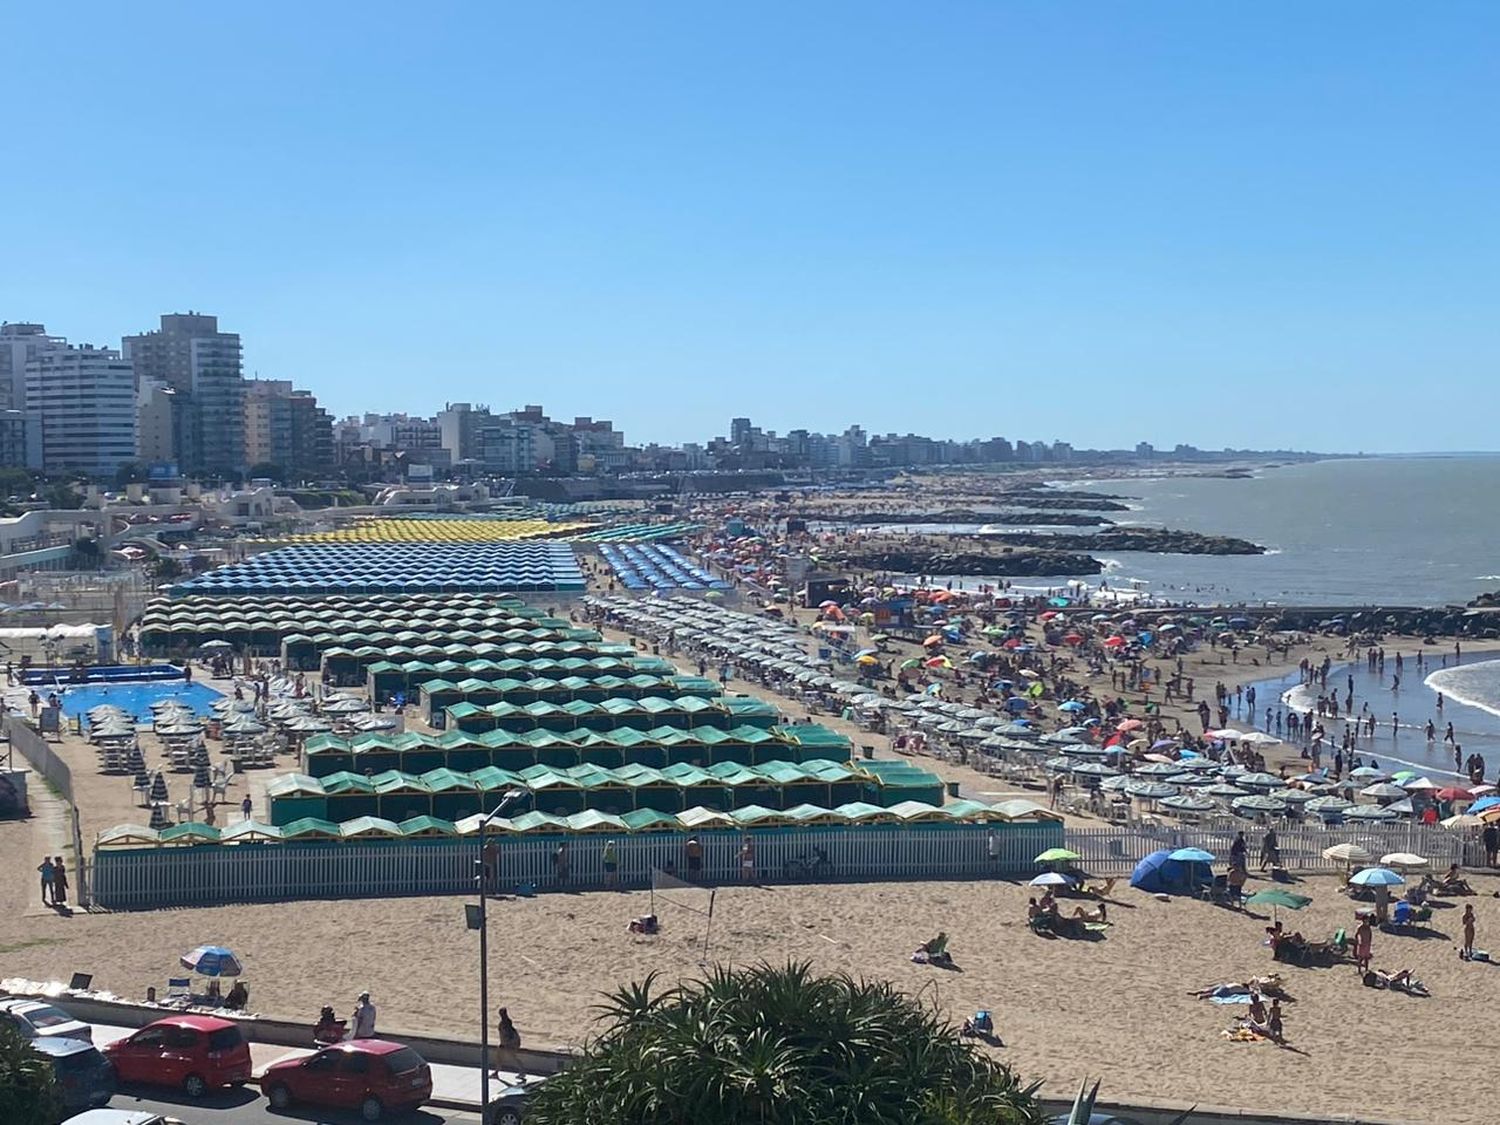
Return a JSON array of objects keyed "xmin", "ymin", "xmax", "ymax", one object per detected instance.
[
  {"xmin": 261, "ymin": 1039, "xmax": 433, "ymax": 1121},
  {"xmin": 103, "ymin": 1014, "xmax": 252, "ymax": 1097}
]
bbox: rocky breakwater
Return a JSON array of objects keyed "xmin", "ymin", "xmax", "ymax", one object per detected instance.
[
  {"xmin": 798, "ymin": 508, "xmax": 1112, "ymax": 527},
  {"xmin": 996, "ymin": 528, "xmax": 1265, "ymax": 555},
  {"xmin": 833, "ymin": 545, "xmax": 1103, "ymax": 577}
]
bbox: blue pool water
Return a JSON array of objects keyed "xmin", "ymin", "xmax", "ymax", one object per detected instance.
[{"xmin": 59, "ymin": 681, "xmax": 225, "ymax": 726}]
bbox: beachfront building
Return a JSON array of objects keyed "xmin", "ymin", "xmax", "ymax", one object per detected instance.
[
  {"xmin": 25, "ymin": 342, "xmax": 137, "ymax": 476},
  {"xmin": 243, "ymin": 379, "xmax": 334, "ymax": 480},
  {"xmin": 123, "ymin": 313, "xmax": 245, "ymax": 475}
]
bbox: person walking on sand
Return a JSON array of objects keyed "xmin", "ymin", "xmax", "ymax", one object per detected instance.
[
  {"xmin": 51, "ymin": 857, "xmax": 68, "ymax": 907},
  {"xmin": 1259, "ymin": 827, "xmax": 1279, "ymax": 872},
  {"xmin": 36, "ymin": 856, "xmax": 54, "ymax": 906},
  {"xmin": 1462, "ymin": 904, "xmax": 1476, "ymax": 959}
]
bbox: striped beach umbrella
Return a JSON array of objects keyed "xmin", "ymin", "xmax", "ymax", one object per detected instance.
[
  {"xmin": 148, "ymin": 803, "xmax": 170, "ymax": 829},
  {"xmin": 149, "ymin": 772, "xmax": 169, "ymax": 803}
]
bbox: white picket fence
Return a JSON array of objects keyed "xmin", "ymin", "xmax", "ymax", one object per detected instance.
[{"xmin": 92, "ymin": 821, "xmax": 1064, "ymax": 910}]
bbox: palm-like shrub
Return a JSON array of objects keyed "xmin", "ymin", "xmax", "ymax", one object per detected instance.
[
  {"xmin": 0, "ymin": 1023, "xmax": 60, "ymax": 1125},
  {"xmin": 526, "ymin": 961, "xmax": 1044, "ymax": 1125}
]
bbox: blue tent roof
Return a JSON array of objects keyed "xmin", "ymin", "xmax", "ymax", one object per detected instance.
[{"xmin": 1130, "ymin": 848, "xmax": 1211, "ymax": 895}]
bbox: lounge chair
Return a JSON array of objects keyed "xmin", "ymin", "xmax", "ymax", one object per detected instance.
[{"xmin": 1083, "ymin": 876, "xmax": 1117, "ymax": 899}]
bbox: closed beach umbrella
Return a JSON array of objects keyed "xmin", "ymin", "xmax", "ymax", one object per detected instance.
[
  {"xmin": 147, "ymin": 803, "xmax": 170, "ymax": 830},
  {"xmin": 193, "ymin": 762, "xmax": 211, "ymax": 791},
  {"xmin": 149, "ymin": 772, "xmax": 169, "ymax": 803}
]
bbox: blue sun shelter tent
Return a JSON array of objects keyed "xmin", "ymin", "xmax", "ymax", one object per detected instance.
[{"xmin": 1130, "ymin": 848, "xmax": 1211, "ymax": 895}]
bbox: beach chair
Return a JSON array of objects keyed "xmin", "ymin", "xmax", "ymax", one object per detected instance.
[{"xmin": 167, "ymin": 977, "xmax": 190, "ymax": 1001}]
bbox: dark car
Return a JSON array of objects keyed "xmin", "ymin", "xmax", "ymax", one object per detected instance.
[
  {"xmin": 32, "ymin": 1035, "xmax": 115, "ymax": 1112},
  {"xmin": 484, "ymin": 1075, "xmax": 552, "ymax": 1125},
  {"xmin": 261, "ymin": 1039, "xmax": 432, "ymax": 1121}
]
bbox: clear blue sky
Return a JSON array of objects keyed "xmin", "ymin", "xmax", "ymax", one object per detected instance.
[{"xmin": 4, "ymin": 2, "xmax": 1496, "ymax": 451}]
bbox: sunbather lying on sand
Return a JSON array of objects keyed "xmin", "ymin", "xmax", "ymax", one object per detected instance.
[
  {"xmin": 1362, "ymin": 968, "xmax": 1429, "ymax": 996},
  {"xmin": 1072, "ymin": 903, "xmax": 1107, "ymax": 924},
  {"xmin": 1188, "ymin": 974, "xmax": 1287, "ymax": 1000}
]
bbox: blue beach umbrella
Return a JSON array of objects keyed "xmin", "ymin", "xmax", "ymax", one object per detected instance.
[
  {"xmin": 1349, "ymin": 867, "xmax": 1405, "ymax": 888},
  {"xmin": 1168, "ymin": 847, "xmax": 1216, "ymax": 864},
  {"xmin": 1468, "ymin": 795, "xmax": 1500, "ymax": 815},
  {"xmin": 180, "ymin": 945, "xmax": 244, "ymax": 977},
  {"xmin": 1058, "ymin": 701, "xmax": 1087, "ymax": 713}
]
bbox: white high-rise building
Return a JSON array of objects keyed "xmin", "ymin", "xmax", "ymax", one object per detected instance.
[
  {"xmin": 122, "ymin": 313, "xmax": 244, "ymax": 475},
  {"xmin": 0, "ymin": 323, "xmax": 64, "ymax": 468},
  {"xmin": 26, "ymin": 343, "xmax": 137, "ymax": 475}
]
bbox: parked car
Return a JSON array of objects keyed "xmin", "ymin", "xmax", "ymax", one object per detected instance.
[
  {"xmin": 261, "ymin": 1038, "xmax": 432, "ymax": 1121},
  {"xmin": 486, "ymin": 1075, "xmax": 546, "ymax": 1125},
  {"xmin": 31, "ymin": 1036, "xmax": 114, "ymax": 1112},
  {"xmin": 103, "ymin": 1014, "xmax": 251, "ymax": 1097},
  {"xmin": 64, "ymin": 1113, "xmax": 184, "ymax": 1125},
  {"xmin": 0, "ymin": 997, "xmax": 93, "ymax": 1042}
]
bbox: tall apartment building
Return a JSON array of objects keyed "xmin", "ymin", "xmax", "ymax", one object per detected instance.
[
  {"xmin": 0, "ymin": 323, "xmax": 66, "ymax": 468},
  {"xmin": 122, "ymin": 313, "xmax": 245, "ymax": 475},
  {"xmin": 136, "ymin": 378, "xmax": 197, "ymax": 469},
  {"xmin": 26, "ymin": 343, "xmax": 137, "ymax": 475},
  {"xmin": 244, "ymin": 379, "xmax": 333, "ymax": 479}
]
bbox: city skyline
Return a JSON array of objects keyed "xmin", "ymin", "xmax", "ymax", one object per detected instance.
[{"xmin": 4, "ymin": 5, "xmax": 1497, "ymax": 452}]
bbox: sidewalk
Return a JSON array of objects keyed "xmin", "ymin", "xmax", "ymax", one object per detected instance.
[{"xmin": 91, "ymin": 1022, "xmax": 514, "ymax": 1109}]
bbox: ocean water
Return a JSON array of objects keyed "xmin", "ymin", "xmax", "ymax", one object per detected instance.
[
  {"xmin": 1239, "ymin": 652, "xmax": 1500, "ymax": 782},
  {"xmin": 1066, "ymin": 455, "xmax": 1500, "ymax": 607}
]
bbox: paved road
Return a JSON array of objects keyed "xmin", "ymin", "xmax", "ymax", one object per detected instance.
[{"xmin": 95, "ymin": 1087, "xmax": 483, "ymax": 1125}]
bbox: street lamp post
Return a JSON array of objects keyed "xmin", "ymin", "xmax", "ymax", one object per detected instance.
[{"xmin": 475, "ymin": 788, "xmax": 525, "ymax": 1116}]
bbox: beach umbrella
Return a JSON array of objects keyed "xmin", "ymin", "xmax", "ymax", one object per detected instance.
[
  {"xmin": 1347, "ymin": 766, "xmax": 1388, "ymax": 781},
  {"xmin": 1058, "ymin": 700, "xmax": 1087, "ymax": 713},
  {"xmin": 1135, "ymin": 761, "xmax": 1186, "ymax": 777},
  {"xmin": 1236, "ymin": 772, "xmax": 1287, "ymax": 790},
  {"xmin": 1207, "ymin": 728, "xmax": 1247, "ymax": 740},
  {"xmin": 1072, "ymin": 762, "xmax": 1121, "ymax": 779},
  {"xmin": 1349, "ymin": 867, "xmax": 1406, "ymax": 888},
  {"xmin": 1205, "ymin": 783, "xmax": 1250, "ymax": 799},
  {"xmin": 147, "ymin": 803, "xmax": 170, "ymax": 830},
  {"xmin": 1360, "ymin": 782, "xmax": 1408, "ymax": 800},
  {"xmin": 1116, "ymin": 718, "xmax": 1144, "ymax": 732},
  {"xmin": 1231, "ymin": 794, "xmax": 1288, "ymax": 814},
  {"xmin": 1245, "ymin": 888, "xmax": 1312, "ymax": 912},
  {"xmin": 1160, "ymin": 793, "xmax": 1217, "ymax": 812},
  {"xmin": 1400, "ymin": 776, "xmax": 1440, "ymax": 792},
  {"xmin": 1029, "ymin": 872, "xmax": 1076, "ymax": 887},
  {"xmin": 1304, "ymin": 795, "xmax": 1353, "ymax": 815},
  {"xmin": 1443, "ymin": 813, "xmax": 1485, "ymax": 830},
  {"xmin": 922, "ymin": 635, "xmax": 944, "ymax": 647},
  {"xmin": 1034, "ymin": 847, "xmax": 1081, "ymax": 865},
  {"xmin": 193, "ymin": 762, "xmax": 211, "ymax": 791},
  {"xmin": 1436, "ymin": 786, "xmax": 1474, "ymax": 802},
  {"xmin": 1238, "ymin": 731, "xmax": 1281, "ymax": 746},
  {"xmin": 1100, "ymin": 774, "xmax": 1134, "ymax": 792},
  {"xmin": 1467, "ymin": 795, "xmax": 1500, "ymax": 815},
  {"xmin": 1379, "ymin": 852, "xmax": 1430, "ymax": 872},
  {"xmin": 1344, "ymin": 805, "xmax": 1399, "ymax": 822},
  {"xmin": 148, "ymin": 772, "xmax": 169, "ymax": 803},
  {"xmin": 180, "ymin": 945, "xmax": 243, "ymax": 977},
  {"xmin": 1127, "ymin": 781, "xmax": 1178, "ymax": 800},
  {"xmin": 1389, "ymin": 769, "xmax": 1417, "ymax": 783}
]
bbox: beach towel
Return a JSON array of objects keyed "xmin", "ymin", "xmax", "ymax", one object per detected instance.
[
  {"xmin": 1210, "ymin": 992, "xmax": 1253, "ymax": 1006},
  {"xmin": 1221, "ymin": 1027, "xmax": 1270, "ymax": 1043}
]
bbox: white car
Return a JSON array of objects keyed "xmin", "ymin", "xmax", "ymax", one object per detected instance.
[
  {"xmin": 65, "ymin": 1113, "xmax": 184, "ymax": 1125},
  {"xmin": 0, "ymin": 997, "xmax": 93, "ymax": 1043}
]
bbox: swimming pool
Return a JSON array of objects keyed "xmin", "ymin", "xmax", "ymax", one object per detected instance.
[{"xmin": 58, "ymin": 681, "xmax": 225, "ymax": 726}]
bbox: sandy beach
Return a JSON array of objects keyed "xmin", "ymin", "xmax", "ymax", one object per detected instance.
[
  {"xmin": 6, "ymin": 573, "xmax": 1500, "ymax": 1123},
  {"xmin": 2, "ymin": 821, "xmax": 1496, "ymax": 1123}
]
